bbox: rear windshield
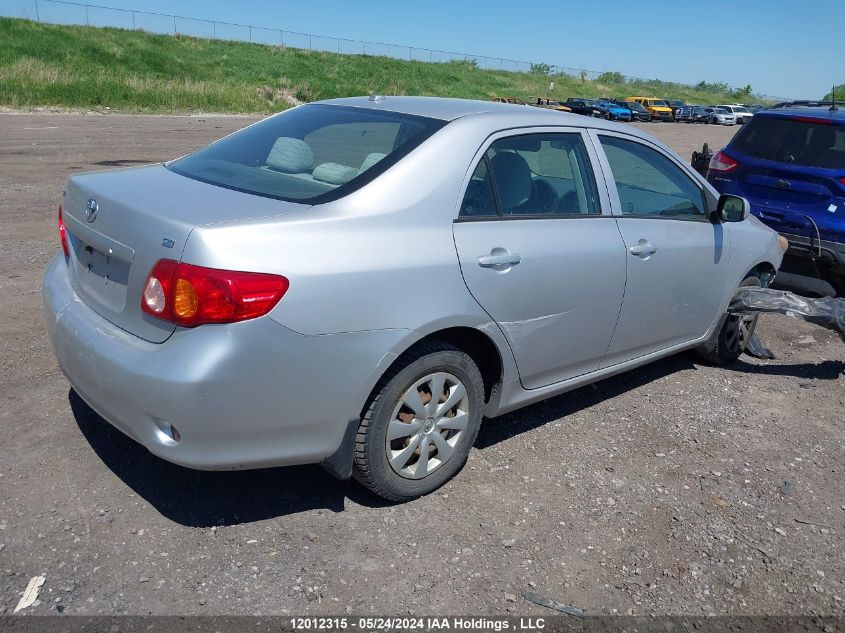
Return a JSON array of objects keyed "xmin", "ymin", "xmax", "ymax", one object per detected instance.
[
  {"xmin": 167, "ymin": 104, "xmax": 446, "ymax": 203},
  {"xmin": 731, "ymin": 116, "xmax": 845, "ymax": 170}
]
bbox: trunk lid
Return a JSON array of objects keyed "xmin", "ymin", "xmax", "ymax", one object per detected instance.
[{"xmin": 62, "ymin": 165, "xmax": 308, "ymax": 343}]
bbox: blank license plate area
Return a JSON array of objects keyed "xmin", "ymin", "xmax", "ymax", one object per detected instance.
[{"xmin": 75, "ymin": 243, "xmax": 130, "ymax": 312}]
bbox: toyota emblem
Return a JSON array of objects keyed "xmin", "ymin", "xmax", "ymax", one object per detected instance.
[{"xmin": 85, "ymin": 198, "xmax": 98, "ymax": 223}]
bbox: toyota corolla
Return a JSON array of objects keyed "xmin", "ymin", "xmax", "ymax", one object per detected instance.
[{"xmin": 43, "ymin": 96, "xmax": 785, "ymax": 501}]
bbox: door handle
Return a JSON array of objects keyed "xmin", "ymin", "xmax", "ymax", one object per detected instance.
[
  {"xmin": 478, "ymin": 251, "xmax": 521, "ymax": 268},
  {"xmin": 629, "ymin": 240, "xmax": 658, "ymax": 258}
]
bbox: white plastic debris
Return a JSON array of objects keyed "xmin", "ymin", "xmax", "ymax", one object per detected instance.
[{"xmin": 14, "ymin": 575, "xmax": 46, "ymax": 613}]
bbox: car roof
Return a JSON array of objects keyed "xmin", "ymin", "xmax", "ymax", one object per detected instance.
[
  {"xmin": 317, "ymin": 96, "xmax": 562, "ymax": 121},
  {"xmin": 317, "ymin": 95, "xmax": 598, "ymax": 124},
  {"xmin": 313, "ymin": 95, "xmax": 666, "ymax": 147},
  {"xmin": 757, "ymin": 105, "xmax": 845, "ymax": 122}
]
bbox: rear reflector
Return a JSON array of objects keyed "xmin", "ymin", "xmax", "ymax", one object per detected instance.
[
  {"xmin": 58, "ymin": 205, "xmax": 70, "ymax": 258},
  {"xmin": 708, "ymin": 150, "xmax": 740, "ymax": 173},
  {"xmin": 141, "ymin": 259, "xmax": 289, "ymax": 327}
]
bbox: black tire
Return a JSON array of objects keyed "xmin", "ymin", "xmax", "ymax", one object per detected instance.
[
  {"xmin": 352, "ymin": 341, "xmax": 484, "ymax": 502},
  {"xmin": 697, "ymin": 275, "xmax": 760, "ymax": 366}
]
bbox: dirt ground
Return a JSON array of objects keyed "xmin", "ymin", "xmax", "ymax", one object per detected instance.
[{"xmin": 0, "ymin": 114, "xmax": 843, "ymax": 618}]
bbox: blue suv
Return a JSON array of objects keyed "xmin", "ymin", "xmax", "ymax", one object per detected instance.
[{"xmin": 707, "ymin": 101, "xmax": 845, "ymax": 296}]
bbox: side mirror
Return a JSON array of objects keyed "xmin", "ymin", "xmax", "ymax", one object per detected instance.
[{"xmin": 715, "ymin": 194, "xmax": 750, "ymax": 223}]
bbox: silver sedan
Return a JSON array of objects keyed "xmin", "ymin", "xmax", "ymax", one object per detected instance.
[{"xmin": 43, "ymin": 96, "xmax": 785, "ymax": 501}]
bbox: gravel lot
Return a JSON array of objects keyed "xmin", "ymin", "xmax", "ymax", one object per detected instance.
[{"xmin": 0, "ymin": 114, "xmax": 843, "ymax": 618}]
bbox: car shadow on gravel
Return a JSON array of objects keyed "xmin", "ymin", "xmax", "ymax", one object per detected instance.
[
  {"xmin": 476, "ymin": 351, "xmax": 843, "ymax": 449},
  {"xmin": 70, "ymin": 351, "xmax": 841, "ymax": 525},
  {"xmin": 68, "ymin": 390, "xmax": 390, "ymax": 527},
  {"xmin": 720, "ymin": 358, "xmax": 845, "ymax": 379},
  {"xmin": 476, "ymin": 352, "xmax": 699, "ymax": 449}
]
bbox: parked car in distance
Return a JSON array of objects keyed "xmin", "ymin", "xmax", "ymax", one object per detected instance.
[
  {"xmin": 708, "ymin": 102, "xmax": 845, "ymax": 296},
  {"xmin": 665, "ymin": 99, "xmax": 687, "ymax": 119},
  {"xmin": 678, "ymin": 106, "xmax": 712, "ymax": 124},
  {"xmin": 674, "ymin": 106, "xmax": 693, "ymax": 123},
  {"xmin": 564, "ymin": 98, "xmax": 605, "ymax": 117},
  {"xmin": 702, "ymin": 107, "xmax": 737, "ymax": 125},
  {"xmin": 491, "ymin": 96, "xmax": 527, "ymax": 105},
  {"xmin": 612, "ymin": 100, "xmax": 652, "ymax": 122},
  {"xmin": 626, "ymin": 97, "xmax": 674, "ymax": 121},
  {"xmin": 595, "ymin": 100, "xmax": 632, "ymax": 121},
  {"xmin": 717, "ymin": 104, "xmax": 754, "ymax": 124},
  {"xmin": 530, "ymin": 97, "xmax": 572, "ymax": 112},
  {"xmin": 43, "ymin": 96, "xmax": 784, "ymax": 501},
  {"xmin": 690, "ymin": 106, "xmax": 712, "ymax": 123}
]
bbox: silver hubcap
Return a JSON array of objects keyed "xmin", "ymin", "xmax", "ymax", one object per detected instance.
[
  {"xmin": 386, "ymin": 371, "xmax": 469, "ymax": 480},
  {"xmin": 726, "ymin": 314, "xmax": 757, "ymax": 353}
]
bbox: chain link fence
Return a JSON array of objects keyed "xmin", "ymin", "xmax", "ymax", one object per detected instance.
[{"xmin": 2, "ymin": 0, "xmax": 788, "ymax": 101}]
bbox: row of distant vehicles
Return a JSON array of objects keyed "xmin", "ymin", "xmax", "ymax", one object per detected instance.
[{"xmin": 492, "ymin": 96, "xmax": 766, "ymax": 126}]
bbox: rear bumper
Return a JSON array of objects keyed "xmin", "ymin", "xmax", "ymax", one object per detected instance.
[
  {"xmin": 779, "ymin": 232, "xmax": 845, "ymax": 272},
  {"xmin": 42, "ymin": 254, "xmax": 406, "ymax": 470}
]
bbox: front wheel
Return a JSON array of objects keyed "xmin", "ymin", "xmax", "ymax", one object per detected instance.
[
  {"xmin": 353, "ymin": 342, "xmax": 484, "ymax": 501},
  {"xmin": 697, "ymin": 276, "xmax": 760, "ymax": 365}
]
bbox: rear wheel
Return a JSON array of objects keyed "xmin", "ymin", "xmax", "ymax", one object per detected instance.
[
  {"xmin": 353, "ymin": 342, "xmax": 484, "ymax": 501},
  {"xmin": 698, "ymin": 276, "xmax": 760, "ymax": 365}
]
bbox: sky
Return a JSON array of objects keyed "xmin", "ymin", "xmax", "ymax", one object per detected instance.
[{"xmin": 2, "ymin": 0, "xmax": 843, "ymax": 99}]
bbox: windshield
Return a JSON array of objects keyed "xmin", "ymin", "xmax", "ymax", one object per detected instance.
[
  {"xmin": 733, "ymin": 106, "xmax": 750, "ymax": 113},
  {"xmin": 730, "ymin": 116, "xmax": 845, "ymax": 169},
  {"xmin": 629, "ymin": 102, "xmax": 646, "ymax": 111},
  {"xmin": 715, "ymin": 108, "xmax": 730, "ymax": 114},
  {"xmin": 167, "ymin": 104, "xmax": 445, "ymax": 203},
  {"xmin": 650, "ymin": 100, "xmax": 669, "ymax": 107}
]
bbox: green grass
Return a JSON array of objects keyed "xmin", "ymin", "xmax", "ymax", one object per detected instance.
[{"xmin": 0, "ymin": 16, "xmax": 769, "ymax": 114}]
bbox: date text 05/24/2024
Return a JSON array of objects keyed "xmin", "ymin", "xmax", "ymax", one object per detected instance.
[{"xmin": 290, "ymin": 617, "xmax": 547, "ymax": 631}]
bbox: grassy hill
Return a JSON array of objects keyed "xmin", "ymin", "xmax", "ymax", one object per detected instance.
[
  {"xmin": 0, "ymin": 16, "xmax": 767, "ymax": 114},
  {"xmin": 823, "ymin": 85, "xmax": 844, "ymax": 102}
]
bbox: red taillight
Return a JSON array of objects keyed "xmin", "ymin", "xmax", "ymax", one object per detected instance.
[
  {"xmin": 840, "ymin": 177, "xmax": 845, "ymax": 188},
  {"xmin": 58, "ymin": 205, "xmax": 70, "ymax": 257},
  {"xmin": 141, "ymin": 259, "xmax": 289, "ymax": 327},
  {"xmin": 708, "ymin": 150, "xmax": 740, "ymax": 173}
]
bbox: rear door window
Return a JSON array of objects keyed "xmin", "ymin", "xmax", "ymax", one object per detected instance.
[
  {"xmin": 459, "ymin": 133, "xmax": 600, "ymax": 218},
  {"xmin": 730, "ymin": 116, "xmax": 845, "ymax": 169},
  {"xmin": 168, "ymin": 104, "xmax": 445, "ymax": 203}
]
